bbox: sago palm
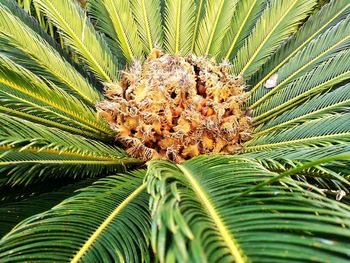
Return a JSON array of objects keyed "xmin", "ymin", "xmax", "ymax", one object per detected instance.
[{"xmin": 0, "ymin": 0, "xmax": 350, "ymax": 262}]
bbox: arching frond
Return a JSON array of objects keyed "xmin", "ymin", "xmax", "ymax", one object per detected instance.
[
  {"xmin": 253, "ymin": 49, "xmax": 350, "ymax": 124},
  {"xmin": 249, "ymin": 0, "xmax": 350, "ymax": 91},
  {"xmin": 131, "ymin": 0, "xmax": 163, "ymax": 54},
  {"xmin": 190, "ymin": 0, "xmax": 207, "ymax": 52},
  {"xmin": 0, "ymin": 0, "xmax": 61, "ymax": 51},
  {"xmin": 87, "ymin": 0, "xmax": 143, "ymax": 63},
  {"xmin": 0, "ymin": 179, "xmax": 95, "ymax": 237},
  {"xmin": 243, "ymin": 143, "xmax": 350, "ymax": 192},
  {"xmin": 33, "ymin": 0, "xmax": 119, "ymax": 82},
  {"xmin": 0, "ymin": 114, "xmax": 140, "ymax": 186},
  {"xmin": 249, "ymin": 15, "xmax": 350, "ymax": 108},
  {"xmin": 0, "ymin": 54, "xmax": 111, "ymax": 139},
  {"xmin": 195, "ymin": 0, "xmax": 238, "ymax": 57},
  {"xmin": 220, "ymin": 0, "xmax": 266, "ymax": 61},
  {"xmin": 1, "ymin": 0, "xmax": 95, "ymax": 85},
  {"xmin": 0, "ymin": 171, "xmax": 151, "ymax": 263},
  {"xmin": 147, "ymin": 156, "xmax": 350, "ymax": 262},
  {"xmin": 86, "ymin": 0, "xmax": 125, "ymax": 65},
  {"xmin": 231, "ymin": 0, "xmax": 316, "ymax": 78},
  {"xmin": 255, "ymin": 83, "xmax": 350, "ymax": 135},
  {"xmin": 164, "ymin": 0, "xmax": 196, "ymax": 55},
  {"xmin": 0, "ymin": 4, "xmax": 100, "ymax": 104},
  {"xmin": 246, "ymin": 113, "xmax": 350, "ymax": 151}
]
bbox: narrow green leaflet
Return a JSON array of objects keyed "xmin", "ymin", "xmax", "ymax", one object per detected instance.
[
  {"xmin": 131, "ymin": 0, "xmax": 163, "ymax": 53},
  {"xmin": 249, "ymin": 0, "xmax": 350, "ymax": 92},
  {"xmin": 0, "ymin": 114, "xmax": 140, "ymax": 186},
  {"xmin": 0, "ymin": 4, "xmax": 101, "ymax": 104},
  {"xmin": 147, "ymin": 155, "xmax": 350, "ymax": 262},
  {"xmin": 0, "ymin": 171, "xmax": 151, "ymax": 263},
  {"xmin": 33, "ymin": 0, "xmax": 120, "ymax": 82},
  {"xmin": 164, "ymin": 0, "xmax": 196, "ymax": 55},
  {"xmin": 231, "ymin": 0, "xmax": 316, "ymax": 79},
  {"xmin": 195, "ymin": 0, "xmax": 238, "ymax": 57}
]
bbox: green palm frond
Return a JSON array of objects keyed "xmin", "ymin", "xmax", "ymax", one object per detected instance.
[
  {"xmin": 0, "ymin": 179, "xmax": 95, "ymax": 237},
  {"xmin": 232, "ymin": 0, "xmax": 316, "ymax": 78},
  {"xmin": 195, "ymin": 0, "xmax": 238, "ymax": 57},
  {"xmin": 253, "ymin": 49, "xmax": 350, "ymax": 124},
  {"xmin": 244, "ymin": 143, "xmax": 350, "ymax": 168},
  {"xmin": 0, "ymin": 54, "xmax": 111, "ymax": 139},
  {"xmin": 147, "ymin": 156, "xmax": 350, "ymax": 262},
  {"xmin": 1, "ymin": 0, "xmax": 350, "ymax": 261},
  {"xmin": 0, "ymin": 171, "xmax": 151, "ymax": 262},
  {"xmin": 190, "ymin": 0, "xmax": 206, "ymax": 52},
  {"xmin": 0, "ymin": 4, "xmax": 100, "ymax": 104},
  {"xmin": 243, "ymin": 143, "xmax": 350, "ymax": 192},
  {"xmin": 255, "ymin": 83, "xmax": 350, "ymax": 135},
  {"xmin": 131, "ymin": 0, "xmax": 163, "ymax": 53},
  {"xmin": 33, "ymin": 0, "xmax": 119, "ymax": 82},
  {"xmin": 246, "ymin": 113, "xmax": 350, "ymax": 151},
  {"xmin": 87, "ymin": 0, "xmax": 143, "ymax": 63},
  {"xmin": 163, "ymin": 0, "xmax": 196, "ymax": 55},
  {"xmin": 249, "ymin": 0, "xmax": 350, "ymax": 93},
  {"xmin": 15, "ymin": 0, "xmax": 51, "ymax": 33},
  {"xmin": 249, "ymin": 15, "xmax": 350, "ymax": 108},
  {"xmin": 0, "ymin": 0, "xmax": 97, "ymax": 87},
  {"xmin": 220, "ymin": 0, "xmax": 266, "ymax": 61},
  {"xmin": 86, "ymin": 0, "xmax": 125, "ymax": 66},
  {"xmin": 1, "ymin": 0, "xmax": 59, "ymax": 50},
  {"xmin": 0, "ymin": 114, "xmax": 140, "ymax": 186}
]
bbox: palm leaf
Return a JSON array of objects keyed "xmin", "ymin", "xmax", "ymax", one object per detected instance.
[
  {"xmin": 33, "ymin": 0, "xmax": 119, "ymax": 82},
  {"xmin": 131, "ymin": 0, "xmax": 163, "ymax": 53},
  {"xmin": 243, "ymin": 143, "xmax": 350, "ymax": 192},
  {"xmin": 87, "ymin": 0, "xmax": 143, "ymax": 63},
  {"xmin": 231, "ymin": 0, "xmax": 316, "ymax": 79},
  {"xmin": 86, "ymin": 0, "xmax": 126, "ymax": 66},
  {"xmin": 249, "ymin": 0, "xmax": 350, "ymax": 92},
  {"xmin": 0, "ymin": 114, "xmax": 140, "ymax": 186},
  {"xmin": 194, "ymin": 0, "xmax": 238, "ymax": 57},
  {"xmin": 2, "ymin": 0, "xmax": 95, "ymax": 85},
  {"xmin": 249, "ymin": 15, "xmax": 350, "ymax": 108},
  {"xmin": 0, "ymin": 179, "xmax": 95, "ymax": 237},
  {"xmin": 253, "ymin": 49, "xmax": 350, "ymax": 124},
  {"xmin": 164, "ymin": 0, "xmax": 196, "ymax": 55},
  {"xmin": 246, "ymin": 113, "xmax": 350, "ymax": 151},
  {"xmin": 255, "ymin": 83, "xmax": 350, "ymax": 136},
  {"xmin": 1, "ymin": 0, "xmax": 61, "ymax": 51},
  {"xmin": 147, "ymin": 156, "xmax": 350, "ymax": 262},
  {"xmin": 0, "ymin": 4, "xmax": 100, "ymax": 104},
  {"xmin": 190, "ymin": 0, "xmax": 207, "ymax": 52},
  {"xmin": 0, "ymin": 54, "xmax": 111, "ymax": 139},
  {"xmin": 0, "ymin": 171, "xmax": 151, "ymax": 262},
  {"xmin": 220, "ymin": 0, "xmax": 266, "ymax": 61}
]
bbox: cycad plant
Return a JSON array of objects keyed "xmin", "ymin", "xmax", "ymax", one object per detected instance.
[{"xmin": 0, "ymin": 0, "xmax": 350, "ymax": 262}]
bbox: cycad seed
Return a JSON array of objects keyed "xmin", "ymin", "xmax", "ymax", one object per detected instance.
[{"xmin": 97, "ymin": 49, "xmax": 252, "ymax": 162}]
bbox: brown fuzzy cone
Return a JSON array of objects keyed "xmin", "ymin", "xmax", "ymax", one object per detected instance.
[{"xmin": 97, "ymin": 49, "xmax": 252, "ymax": 162}]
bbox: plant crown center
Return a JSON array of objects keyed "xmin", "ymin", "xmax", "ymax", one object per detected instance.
[{"xmin": 97, "ymin": 49, "xmax": 252, "ymax": 162}]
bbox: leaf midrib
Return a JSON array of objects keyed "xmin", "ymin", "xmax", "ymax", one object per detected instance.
[
  {"xmin": 177, "ymin": 164, "xmax": 245, "ymax": 263},
  {"xmin": 224, "ymin": 0, "xmax": 258, "ymax": 60},
  {"xmin": 250, "ymin": 3, "xmax": 350, "ymax": 93},
  {"xmin": 70, "ymin": 183, "xmax": 146, "ymax": 263},
  {"xmin": 253, "ymin": 69, "xmax": 350, "ymax": 123},
  {"xmin": 43, "ymin": 0, "xmax": 112, "ymax": 82},
  {"xmin": 0, "ymin": 77, "xmax": 109, "ymax": 135},
  {"xmin": 240, "ymin": 0, "xmax": 300, "ymax": 74},
  {"xmin": 205, "ymin": 0, "xmax": 226, "ymax": 55},
  {"xmin": 246, "ymin": 132, "xmax": 350, "ymax": 151},
  {"xmin": 251, "ymin": 30, "xmax": 350, "ymax": 109}
]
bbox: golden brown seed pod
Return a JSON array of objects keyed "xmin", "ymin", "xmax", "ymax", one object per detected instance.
[{"xmin": 97, "ymin": 50, "xmax": 252, "ymax": 162}]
